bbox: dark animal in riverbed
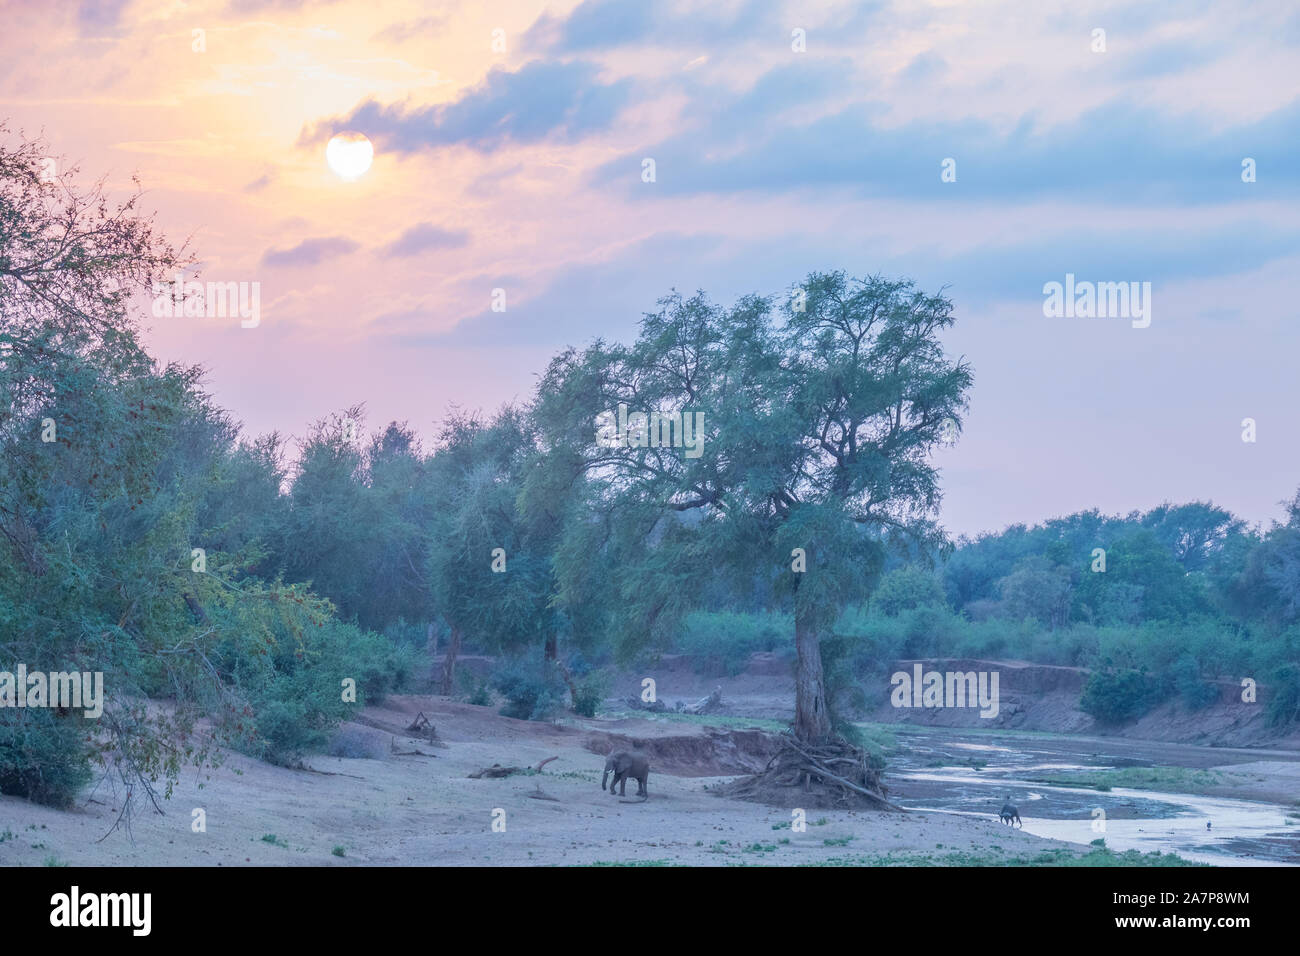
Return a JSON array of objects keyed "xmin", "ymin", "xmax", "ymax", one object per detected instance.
[{"xmin": 999, "ymin": 801, "xmax": 1022, "ymax": 827}]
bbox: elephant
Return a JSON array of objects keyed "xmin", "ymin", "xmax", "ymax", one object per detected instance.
[
  {"xmin": 602, "ymin": 750, "xmax": 649, "ymax": 801},
  {"xmin": 999, "ymin": 801, "xmax": 1022, "ymax": 827}
]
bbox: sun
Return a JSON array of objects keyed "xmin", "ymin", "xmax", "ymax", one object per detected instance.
[{"xmin": 325, "ymin": 132, "xmax": 373, "ymax": 180}]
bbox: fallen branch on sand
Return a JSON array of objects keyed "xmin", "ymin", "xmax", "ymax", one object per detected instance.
[
  {"xmin": 536, "ymin": 755, "xmax": 558, "ymax": 772},
  {"xmin": 403, "ymin": 711, "xmax": 442, "ymax": 746},
  {"xmin": 294, "ymin": 764, "xmax": 367, "ymax": 780},
  {"xmin": 390, "ymin": 736, "xmax": 437, "ymax": 757},
  {"xmin": 468, "ymin": 763, "xmax": 525, "ymax": 779}
]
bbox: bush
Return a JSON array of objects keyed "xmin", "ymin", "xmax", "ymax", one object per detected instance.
[
  {"xmin": 872, "ymin": 567, "xmax": 947, "ymax": 616},
  {"xmin": 462, "ymin": 677, "xmax": 492, "ymax": 707},
  {"xmin": 0, "ymin": 710, "xmax": 93, "ymax": 808},
  {"xmin": 254, "ymin": 697, "xmax": 336, "ymax": 765},
  {"xmin": 212, "ymin": 606, "xmax": 416, "ymax": 766},
  {"xmin": 491, "ymin": 657, "xmax": 564, "ymax": 721},
  {"xmin": 1080, "ymin": 669, "xmax": 1167, "ymax": 724},
  {"xmin": 674, "ymin": 610, "xmax": 792, "ymax": 676},
  {"xmin": 1171, "ymin": 655, "xmax": 1219, "ymax": 711},
  {"xmin": 571, "ymin": 670, "xmax": 608, "ymax": 718},
  {"xmin": 1266, "ymin": 664, "xmax": 1300, "ymax": 727}
]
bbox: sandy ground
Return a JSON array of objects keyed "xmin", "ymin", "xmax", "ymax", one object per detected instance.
[{"xmin": 0, "ymin": 695, "xmax": 1072, "ymax": 867}]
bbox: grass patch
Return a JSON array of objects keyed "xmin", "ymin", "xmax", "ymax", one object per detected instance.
[
  {"xmin": 1027, "ymin": 766, "xmax": 1238, "ymax": 795},
  {"xmin": 849, "ymin": 723, "xmax": 902, "ymax": 753}
]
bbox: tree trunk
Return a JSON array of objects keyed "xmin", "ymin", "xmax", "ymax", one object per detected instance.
[
  {"xmin": 543, "ymin": 632, "xmax": 557, "ymax": 665},
  {"xmin": 439, "ymin": 626, "xmax": 461, "ymax": 696},
  {"xmin": 793, "ymin": 605, "xmax": 832, "ymax": 743}
]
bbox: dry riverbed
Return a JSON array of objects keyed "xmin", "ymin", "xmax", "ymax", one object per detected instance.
[{"xmin": 0, "ymin": 696, "xmax": 1182, "ymax": 867}]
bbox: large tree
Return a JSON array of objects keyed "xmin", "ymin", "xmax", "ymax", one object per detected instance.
[{"xmin": 534, "ymin": 272, "xmax": 971, "ymax": 793}]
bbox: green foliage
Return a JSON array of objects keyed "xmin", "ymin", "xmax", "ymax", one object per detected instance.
[
  {"xmin": 463, "ymin": 677, "xmax": 493, "ymax": 707},
  {"xmin": 1080, "ymin": 669, "xmax": 1167, "ymax": 724},
  {"xmin": 1266, "ymin": 663, "xmax": 1300, "ymax": 727},
  {"xmin": 533, "ymin": 273, "xmax": 973, "ymax": 741},
  {"xmin": 872, "ymin": 566, "xmax": 947, "ymax": 616},
  {"xmin": 491, "ymin": 656, "xmax": 564, "ymax": 721},
  {"xmin": 675, "ymin": 610, "xmax": 792, "ymax": 676},
  {"xmin": 207, "ymin": 593, "xmax": 417, "ymax": 765},
  {"xmin": 1170, "ymin": 654, "xmax": 1219, "ymax": 711},
  {"xmin": 570, "ymin": 669, "xmax": 609, "ymax": 718},
  {"xmin": 0, "ymin": 710, "xmax": 93, "ymax": 808}
]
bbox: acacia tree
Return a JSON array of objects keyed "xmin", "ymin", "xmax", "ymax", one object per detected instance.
[{"xmin": 534, "ymin": 272, "xmax": 971, "ymax": 797}]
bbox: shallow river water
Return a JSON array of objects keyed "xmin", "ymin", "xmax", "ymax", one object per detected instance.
[{"xmin": 879, "ymin": 727, "xmax": 1300, "ymax": 866}]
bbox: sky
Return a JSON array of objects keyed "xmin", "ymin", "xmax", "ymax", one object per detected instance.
[{"xmin": 1, "ymin": 0, "xmax": 1298, "ymax": 538}]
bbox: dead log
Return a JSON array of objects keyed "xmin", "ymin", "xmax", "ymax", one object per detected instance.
[
  {"xmin": 627, "ymin": 696, "xmax": 668, "ymax": 712},
  {"xmin": 390, "ymin": 736, "xmax": 437, "ymax": 757},
  {"xmin": 679, "ymin": 686, "xmax": 723, "ymax": 715},
  {"xmin": 468, "ymin": 763, "xmax": 524, "ymax": 779}
]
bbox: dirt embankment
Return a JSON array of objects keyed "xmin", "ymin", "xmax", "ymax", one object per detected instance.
[
  {"xmin": 581, "ymin": 728, "xmax": 781, "ymax": 776},
  {"xmin": 868, "ymin": 658, "xmax": 1299, "ymax": 749},
  {"xmin": 601, "ymin": 653, "xmax": 1299, "ymax": 750}
]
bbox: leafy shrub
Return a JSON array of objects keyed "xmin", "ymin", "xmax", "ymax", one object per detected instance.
[
  {"xmin": 872, "ymin": 566, "xmax": 947, "ymax": 616},
  {"xmin": 0, "ymin": 710, "xmax": 93, "ymax": 808},
  {"xmin": 211, "ymin": 604, "xmax": 416, "ymax": 766},
  {"xmin": 675, "ymin": 610, "xmax": 792, "ymax": 676},
  {"xmin": 491, "ymin": 657, "xmax": 564, "ymax": 721},
  {"xmin": 570, "ymin": 670, "xmax": 609, "ymax": 718},
  {"xmin": 1080, "ymin": 669, "xmax": 1167, "ymax": 724},
  {"xmin": 462, "ymin": 677, "xmax": 492, "ymax": 707},
  {"xmin": 1266, "ymin": 664, "xmax": 1300, "ymax": 727},
  {"xmin": 1170, "ymin": 655, "xmax": 1219, "ymax": 711}
]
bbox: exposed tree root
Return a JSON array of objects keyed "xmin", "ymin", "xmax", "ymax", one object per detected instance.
[{"xmin": 717, "ymin": 734, "xmax": 899, "ymax": 811}]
